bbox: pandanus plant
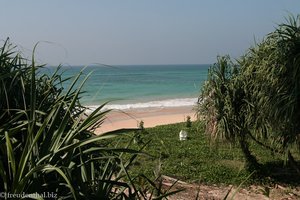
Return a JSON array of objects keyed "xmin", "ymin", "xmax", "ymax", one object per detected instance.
[
  {"xmin": 198, "ymin": 14, "xmax": 300, "ymax": 172},
  {"xmin": 0, "ymin": 39, "xmax": 178, "ymax": 199},
  {"xmin": 239, "ymin": 14, "xmax": 300, "ymax": 171}
]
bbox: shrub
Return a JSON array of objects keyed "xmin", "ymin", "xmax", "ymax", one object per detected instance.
[
  {"xmin": 198, "ymin": 14, "xmax": 300, "ymax": 172},
  {"xmin": 0, "ymin": 39, "xmax": 176, "ymax": 199}
]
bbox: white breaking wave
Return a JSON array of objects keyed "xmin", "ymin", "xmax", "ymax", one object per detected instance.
[{"xmin": 86, "ymin": 98, "xmax": 198, "ymax": 112}]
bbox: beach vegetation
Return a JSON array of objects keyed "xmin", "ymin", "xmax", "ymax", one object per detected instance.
[
  {"xmin": 107, "ymin": 121, "xmax": 300, "ymax": 186},
  {"xmin": 198, "ymin": 14, "xmax": 300, "ymax": 173},
  {"xmin": 185, "ymin": 116, "xmax": 192, "ymax": 128},
  {"xmin": 0, "ymin": 39, "xmax": 177, "ymax": 199}
]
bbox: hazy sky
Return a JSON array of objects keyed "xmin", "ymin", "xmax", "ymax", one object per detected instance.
[{"xmin": 1, "ymin": 0, "xmax": 299, "ymax": 65}]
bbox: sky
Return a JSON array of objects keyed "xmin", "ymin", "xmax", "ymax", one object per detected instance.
[{"xmin": 0, "ymin": 0, "xmax": 299, "ymax": 65}]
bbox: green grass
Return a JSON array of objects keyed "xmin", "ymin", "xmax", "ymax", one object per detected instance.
[{"xmin": 106, "ymin": 120, "xmax": 300, "ymax": 186}]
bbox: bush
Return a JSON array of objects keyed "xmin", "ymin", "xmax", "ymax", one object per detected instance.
[
  {"xmin": 198, "ymin": 14, "xmax": 300, "ymax": 172},
  {"xmin": 0, "ymin": 39, "xmax": 176, "ymax": 199}
]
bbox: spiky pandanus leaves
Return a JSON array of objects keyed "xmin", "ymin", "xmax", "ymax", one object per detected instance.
[
  {"xmin": 199, "ymin": 14, "xmax": 300, "ymax": 172},
  {"xmin": 198, "ymin": 56, "xmax": 260, "ymax": 170},
  {"xmin": 239, "ymin": 15, "xmax": 300, "ymax": 158},
  {"xmin": 198, "ymin": 56, "xmax": 234, "ymax": 140},
  {"xmin": 0, "ymin": 39, "xmax": 177, "ymax": 199}
]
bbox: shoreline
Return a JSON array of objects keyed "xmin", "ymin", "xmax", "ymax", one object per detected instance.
[
  {"xmin": 86, "ymin": 97, "xmax": 198, "ymax": 111},
  {"xmin": 93, "ymin": 105, "xmax": 197, "ymax": 134}
]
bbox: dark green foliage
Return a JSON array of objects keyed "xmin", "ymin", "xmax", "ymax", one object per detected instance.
[
  {"xmin": 198, "ymin": 14, "xmax": 300, "ymax": 173},
  {"xmin": 240, "ymin": 15, "xmax": 300, "ymax": 152},
  {"xmin": 198, "ymin": 55, "xmax": 259, "ymax": 169},
  {"xmin": 0, "ymin": 39, "xmax": 175, "ymax": 199},
  {"xmin": 238, "ymin": 15, "xmax": 300, "ymax": 170},
  {"xmin": 185, "ymin": 116, "xmax": 192, "ymax": 128}
]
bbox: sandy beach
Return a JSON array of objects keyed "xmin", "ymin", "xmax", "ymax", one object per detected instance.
[{"xmin": 94, "ymin": 106, "xmax": 197, "ymax": 134}]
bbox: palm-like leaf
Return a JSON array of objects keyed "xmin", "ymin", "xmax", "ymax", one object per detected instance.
[
  {"xmin": 0, "ymin": 38, "xmax": 179, "ymax": 199},
  {"xmin": 198, "ymin": 14, "xmax": 300, "ymax": 171},
  {"xmin": 0, "ymin": 42, "xmax": 108, "ymax": 197}
]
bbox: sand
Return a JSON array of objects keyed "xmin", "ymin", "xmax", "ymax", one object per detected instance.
[{"xmin": 94, "ymin": 106, "xmax": 197, "ymax": 134}]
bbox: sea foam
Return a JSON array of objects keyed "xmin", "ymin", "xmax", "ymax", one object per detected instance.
[{"xmin": 86, "ymin": 97, "xmax": 198, "ymax": 112}]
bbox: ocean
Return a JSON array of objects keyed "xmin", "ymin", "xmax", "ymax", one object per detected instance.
[{"xmin": 43, "ymin": 64, "xmax": 209, "ymax": 110}]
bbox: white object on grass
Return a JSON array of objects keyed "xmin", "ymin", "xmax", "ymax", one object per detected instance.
[{"xmin": 179, "ymin": 130, "xmax": 188, "ymax": 141}]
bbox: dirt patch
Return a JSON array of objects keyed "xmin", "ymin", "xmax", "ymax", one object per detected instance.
[{"xmin": 161, "ymin": 175, "xmax": 300, "ymax": 200}]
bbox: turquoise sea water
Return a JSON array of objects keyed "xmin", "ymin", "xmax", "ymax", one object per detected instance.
[{"xmin": 44, "ymin": 64, "xmax": 209, "ymax": 109}]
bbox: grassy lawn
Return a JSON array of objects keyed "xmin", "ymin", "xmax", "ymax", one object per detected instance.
[{"xmin": 106, "ymin": 120, "xmax": 300, "ymax": 186}]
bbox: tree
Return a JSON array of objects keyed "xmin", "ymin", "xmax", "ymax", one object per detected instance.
[
  {"xmin": 198, "ymin": 14, "xmax": 300, "ymax": 172},
  {"xmin": 239, "ymin": 14, "xmax": 300, "ymax": 171},
  {"xmin": 198, "ymin": 56, "xmax": 260, "ymax": 170}
]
